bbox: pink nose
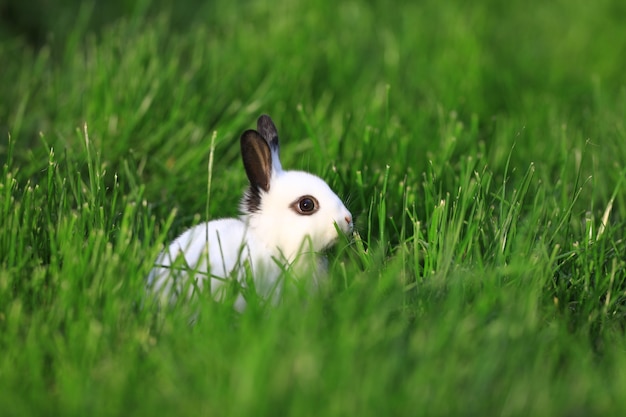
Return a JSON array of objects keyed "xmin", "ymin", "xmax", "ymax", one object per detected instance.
[{"xmin": 345, "ymin": 215, "xmax": 352, "ymax": 225}]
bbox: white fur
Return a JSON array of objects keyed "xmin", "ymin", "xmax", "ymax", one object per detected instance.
[{"xmin": 147, "ymin": 116, "xmax": 352, "ymax": 310}]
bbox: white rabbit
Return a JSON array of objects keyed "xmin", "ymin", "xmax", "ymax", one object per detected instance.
[{"xmin": 147, "ymin": 115, "xmax": 353, "ymax": 310}]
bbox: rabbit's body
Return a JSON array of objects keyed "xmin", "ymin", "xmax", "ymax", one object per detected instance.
[
  {"xmin": 148, "ymin": 218, "xmax": 281, "ymax": 309},
  {"xmin": 148, "ymin": 115, "xmax": 352, "ymax": 308}
]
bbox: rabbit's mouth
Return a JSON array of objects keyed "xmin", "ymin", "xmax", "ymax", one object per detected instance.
[
  {"xmin": 336, "ymin": 217, "xmax": 354, "ymax": 235},
  {"xmin": 325, "ymin": 222, "xmax": 353, "ymax": 248}
]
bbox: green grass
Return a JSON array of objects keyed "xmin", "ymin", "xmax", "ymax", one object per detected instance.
[{"xmin": 1, "ymin": 0, "xmax": 626, "ymax": 415}]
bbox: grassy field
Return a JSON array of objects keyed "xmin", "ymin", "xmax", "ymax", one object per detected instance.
[{"xmin": 1, "ymin": 0, "xmax": 626, "ymax": 415}]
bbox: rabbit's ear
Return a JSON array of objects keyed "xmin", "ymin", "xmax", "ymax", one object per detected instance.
[
  {"xmin": 257, "ymin": 115, "xmax": 283, "ymax": 172},
  {"xmin": 241, "ymin": 129, "xmax": 272, "ymax": 192}
]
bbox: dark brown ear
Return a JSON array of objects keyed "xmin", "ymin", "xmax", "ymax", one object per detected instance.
[
  {"xmin": 241, "ymin": 129, "xmax": 272, "ymax": 192},
  {"xmin": 257, "ymin": 115, "xmax": 280, "ymax": 153}
]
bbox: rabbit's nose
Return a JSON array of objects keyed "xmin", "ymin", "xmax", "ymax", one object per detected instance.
[{"xmin": 345, "ymin": 215, "xmax": 352, "ymax": 225}]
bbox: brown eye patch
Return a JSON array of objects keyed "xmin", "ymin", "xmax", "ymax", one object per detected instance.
[{"xmin": 291, "ymin": 195, "xmax": 320, "ymax": 215}]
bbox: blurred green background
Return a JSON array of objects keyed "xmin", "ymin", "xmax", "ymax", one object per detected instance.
[{"xmin": 3, "ymin": 0, "xmax": 625, "ymax": 223}]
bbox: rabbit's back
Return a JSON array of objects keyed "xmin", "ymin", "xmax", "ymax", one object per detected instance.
[{"xmin": 149, "ymin": 218, "xmax": 250, "ymax": 295}]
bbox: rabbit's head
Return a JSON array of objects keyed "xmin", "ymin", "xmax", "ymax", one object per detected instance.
[{"xmin": 239, "ymin": 115, "xmax": 353, "ymax": 261}]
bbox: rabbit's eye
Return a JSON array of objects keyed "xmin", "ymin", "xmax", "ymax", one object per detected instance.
[
  {"xmin": 292, "ymin": 195, "xmax": 319, "ymax": 215},
  {"xmin": 300, "ymin": 198, "xmax": 315, "ymax": 212}
]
